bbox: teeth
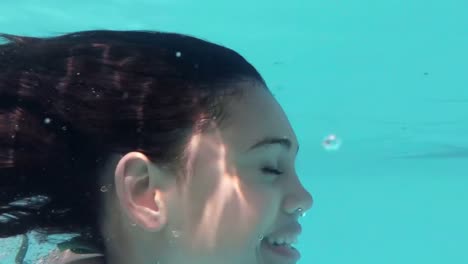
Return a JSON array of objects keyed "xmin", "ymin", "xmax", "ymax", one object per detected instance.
[{"xmin": 266, "ymin": 236, "xmax": 298, "ymax": 246}]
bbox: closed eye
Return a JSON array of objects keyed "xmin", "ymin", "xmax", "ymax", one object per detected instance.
[{"xmin": 261, "ymin": 167, "xmax": 283, "ymax": 175}]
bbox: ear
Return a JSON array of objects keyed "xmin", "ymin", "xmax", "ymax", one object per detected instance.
[{"xmin": 114, "ymin": 152, "xmax": 168, "ymax": 232}]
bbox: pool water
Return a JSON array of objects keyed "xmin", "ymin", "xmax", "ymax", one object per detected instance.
[{"xmin": 1, "ymin": 0, "xmax": 467, "ymax": 263}]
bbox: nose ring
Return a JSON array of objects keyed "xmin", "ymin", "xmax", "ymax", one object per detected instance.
[{"xmin": 297, "ymin": 207, "xmax": 306, "ymax": 217}]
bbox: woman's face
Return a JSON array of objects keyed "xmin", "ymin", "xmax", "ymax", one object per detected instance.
[{"xmin": 112, "ymin": 81, "xmax": 313, "ymax": 264}]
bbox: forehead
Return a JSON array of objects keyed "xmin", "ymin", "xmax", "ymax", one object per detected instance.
[{"xmin": 218, "ymin": 82, "xmax": 298, "ymax": 154}]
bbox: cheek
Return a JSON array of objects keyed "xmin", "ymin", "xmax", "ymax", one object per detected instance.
[
  {"xmin": 216, "ymin": 181, "xmax": 278, "ymax": 249},
  {"xmin": 179, "ymin": 176, "xmax": 277, "ymax": 253}
]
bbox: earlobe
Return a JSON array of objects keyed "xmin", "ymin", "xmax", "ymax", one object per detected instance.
[{"xmin": 136, "ymin": 206, "xmax": 162, "ymax": 230}]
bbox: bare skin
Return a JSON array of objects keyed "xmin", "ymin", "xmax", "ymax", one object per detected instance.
[{"xmin": 94, "ymin": 80, "xmax": 313, "ymax": 264}]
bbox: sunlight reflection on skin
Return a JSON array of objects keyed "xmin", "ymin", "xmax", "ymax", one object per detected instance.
[{"xmin": 179, "ymin": 124, "xmax": 263, "ymax": 263}]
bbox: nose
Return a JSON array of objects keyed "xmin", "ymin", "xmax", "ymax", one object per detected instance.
[{"xmin": 284, "ymin": 177, "xmax": 313, "ymax": 216}]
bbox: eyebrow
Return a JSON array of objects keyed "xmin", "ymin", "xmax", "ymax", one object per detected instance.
[{"xmin": 248, "ymin": 137, "xmax": 299, "ymax": 155}]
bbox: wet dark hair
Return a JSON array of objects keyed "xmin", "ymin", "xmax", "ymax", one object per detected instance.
[{"xmin": 0, "ymin": 30, "xmax": 266, "ymax": 258}]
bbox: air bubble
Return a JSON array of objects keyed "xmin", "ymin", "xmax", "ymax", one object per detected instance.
[
  {"xmin": 44, "ymin": 118, "xmax": 51, "ymax": 124},
  {"xmin": 171, "ymin": 230, "xmax": 181, "ymax": 238},
  {"xmin": 322, "ymin": 134, "xmax": 342, "ymax": 151},
  {"xmin": 175, "ymin": 51, "xmax": 182, "ymax": 57},
  {"xmin": 100, "ymin": 186, "xmax": 108, "ymax": 192}
]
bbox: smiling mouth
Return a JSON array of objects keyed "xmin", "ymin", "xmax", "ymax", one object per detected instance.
[
  {"xmin": 263, "ymin": 235, "xmax": 298, "ymax": 248},
  {"xmin": 259, "ymin": 237, "xmax": 301, "ymax": 262}
]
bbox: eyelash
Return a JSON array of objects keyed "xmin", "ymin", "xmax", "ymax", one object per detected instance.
[{"xmin": 261, "ymin": 167, "xmax": 283, "ymax": 175}]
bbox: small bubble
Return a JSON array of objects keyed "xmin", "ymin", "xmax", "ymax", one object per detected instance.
[
  {"xmin": 322, "ymin": 134, "xmax": 342, "ymax": 151},
  {"xmin": 175, "ymin": 51, "xmax": 182, "ymax": 57},
  {"xmin": 76, "ymin": 72, "xmax": 80, "ymax": 76},
  {"xmin": 61, "ymin": 126, "xmax": 67, "ymax": 131},
  {"xmin": 171, "ymin": 230, "xmax": 181, "ymax": 238},
  {"xmin": 100, "ymin": 186, "xmax": 108, "ymax": 192},
  {"xmin": 44, "ymin": 118, "xmax": 51, "ymax": 124}
]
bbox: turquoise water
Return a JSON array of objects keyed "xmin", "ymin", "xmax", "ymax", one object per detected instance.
[{"xmin": 1, "ymin": 0, "xmax": 467, "ymax": 263}]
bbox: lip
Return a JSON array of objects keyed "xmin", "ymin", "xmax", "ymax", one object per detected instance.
[
  {"xmin": 261, "ymin": 238, "xmax": 301, "ymax": 262},
  {"xmin": 259, "ymin": 222, "xmax": 302, "ymax": 263},
  {"xmin": 267, "ymin": 222, "xmax": 302, "ymax": 239}
]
